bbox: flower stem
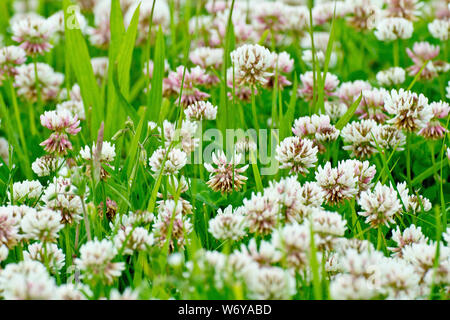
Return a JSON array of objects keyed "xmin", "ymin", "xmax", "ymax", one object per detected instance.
[
  {"xmin": 393, "ymin": 39, "xmax": 399, "ymax": 66},
  {"xmin": 251, "ymin": 86, "xmax": 259, "ymax": 133},
  {"xmin": 7, "ymin": 78, "xmax": 29, "ymax": 159},
  {"xmin": 406, "ymin": 132, "xmax": 413, "ymax": 191},
  {"xmin": 33, "ymin": 56, "xmax": 43, "ymax": 109},
  {"xmin": 376, "ymin": 227, "xmax": 382, "ymax": 251}
]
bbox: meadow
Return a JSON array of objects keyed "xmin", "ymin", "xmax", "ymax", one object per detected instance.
[{"xmin": 0, "ymin": 0, "xmax": 449, "ymax": 300}]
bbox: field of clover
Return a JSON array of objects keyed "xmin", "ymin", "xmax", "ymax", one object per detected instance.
[{"xmin": 0, "ymin": 0, "xmax": 449, "ymax": 300}]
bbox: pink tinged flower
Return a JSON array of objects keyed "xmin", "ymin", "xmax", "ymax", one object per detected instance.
[
  {"xmin": 315, "ymin": 161, "xmax": 358, "ymax": 206},
  {"xmin": 337, "ymin": 80, "xmax": 372, "ymax": 106},
  {"xmin": 242, "ymin": 192, "xmax": 279, "ymax": 235},
  {"xmin": 14, "ymin": 63, "xmax": 64, "ymax": 102},
  {"xmin": 230, "ymin": 44, "xmax": 274, "ymax": 87},
  {"xmin": 40, "ymin": 133, "xmax": 73, "ymax": 156},
  {"xmin": 349, "ymin": 159, "xmax": 376, "ymax": 194},
  {"xmin": 299, "ymin": 71, "xmax": 339, "ymax": 101},
  {"xmin": 163, "ymin": 66, "xmax": 210, "ymax": 106},
  {"xmin": 11, "ymin": 15, "xmax": 53, "ymax": 56},
  {"xmin": 275, "ymin": 136, "xmax": 318, "ymax": 175},
  {"xmin": 189, "ymin": 47, "xmax": 223, "ymax": 69},
  {"xmin": 358, "ymin": 182, "xmax": 401, "ymax": 228},
  {"xmin": 184, "ymin": 101, "xmax": 218, "ymax": 121},
  {"xmin": 356, "ymin": 88, "xmax": 389, "ymax": 123},
  {"xmin": 0, "ymin": 46, "xmax": 27, "ymax": 80},
  {"xmin": 39, "ymin": 110, "xmax": 81, "ymax": 155},
  {"xmin": 40, "ymin": 110, "xmax": 81, "ymax": 135},
  {"xmin": 0, "ymin": 210, "xmax": 19, "ymax": 248},
  {"xmin": 406, "ymin": 42, "xmax": 440, "ymax": 79},
  {"xmin": 341, "ymin": 119, "xmax": 379, "ymax": 159},
  {"xmin": 386, "ymin": 0, "xmax": 422, "ymax": 21},
  {"xmin": 204, "ymin": 151, "xmax": 248, "ymax": 194},
  {"xmin": 418, "ymin": 101, "xmax": 449, "ymax": 139},
  {"xmin": 384, "ymin": 89, "xmax": 432, "ymax": 132}
]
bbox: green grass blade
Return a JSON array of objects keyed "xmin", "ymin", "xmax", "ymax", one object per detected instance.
[
  {"xmin": 63, "ymin": 0, "xmax": 103, "ymax": 140},
  {"xmin": 335, "ymin": 93, "xmax": 362, "ymax": 130}
]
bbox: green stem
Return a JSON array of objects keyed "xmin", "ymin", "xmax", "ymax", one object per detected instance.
[
  {"xmin": 33, "ymin": 56, "xmax": 43, "ymax": 110},
  {"xmin": 406, "ymin": 133, "xmax": 413, "ymax": 192},
  {"xmin": 393, "ymin": 39, "xmax": 399, "ymax": 66},
  {"xmin": 27, "ymin": 100, "xmax": 37, "ymax": 135},
  {"xmin": 251, "ymin": 86, "xmax": 259, "ymax": 133},
  {"xmin": 7, "ymin": 78, "xmax": 29, "ymax": 160},
  {"xmin": 376, "ymin": 227, "xmax": 383, "ymax": 251}
]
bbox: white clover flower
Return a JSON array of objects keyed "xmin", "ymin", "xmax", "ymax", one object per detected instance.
[
  {"xmin": 302, "ymin": 49, "xmax": 337, "ymax": 69},
  {"xmin": 21, "ymin": 208, "xmax": 63, "ymax": 242},
  {"xmin": 15, "ymin": 63, "xmax": 64, "ymax": 102},
  {"xmin": 0, "ymin": 260, "xmax": 57, "ymax": 300},
  {"xmin": 24, "ymin": 242, "xmax": 65, "ymax": 274},
  {"xmin": 80, "ymin": 141, "xmax": 116, "ymax": 163},
  {"xmin": 271, "ymin": 222, "xmax": 310, "ymax": 270},
  {"xmin": 0, "ymin": 45, "xmax": 26, "ymax": 80},
  {"xmin": 0, "ymin": 209, "xmax": 18, "ymax": 248},
  {"xmin": 376, "ymin": 67, "xmax": 406, "ymax": 86},
  {"xmin": 149, "ymin": 147, "xmax": 187, "ymax": 175},
  {"xmin": 402, "ymin": 242, "xmax": 450, "ymax": 285},
  {"xmin": 347, "ymin": 159, "xmax": 377, "ymax": 194},
  {"xmin": 315, "ymin": 161, "xmax": 358, "ymax": 205},
  {"xmin": 428, "ymin": 19, "xmax": 449, "ymax": 41},
  {"xmin": 189, "ymin": 47, "xmax": 223, "ymax": 69},
  {"xmin": 230, "ymin": 44, "xmax": 274, "ymax": 86},
  {"xmin": 339, "ymin": 248, "xmax": 385, "ymax": 278},
  {"xmin": 113, "ymin": 225, "xmax": 154, "ymax": 255},
  {"xmin": 358, "ymin": 182, "xmax": 402, "ymax": 228},
  {"xmin": 160, "ymin": 120, "xmax": 200, "ymax": 154},
  {"xmin": 31, "ymin": 155, "xmax": 59, "ymax": 177},
  {"xmin": 341, "ymin": 119, "xmax": 379, "ymax": 158},
  {"xmin": 208, "ymin": 205, "xmax": 248, "ymax": 241},
  {"xmin": 374, "ymin": 17, "xmax": 413, "ymax": 41},
  {"xmin": 396, "ymin": 182, "xmax": 432, "ymax": 214},
  {"xmin": 324, "ymin": 101, "xmax": 348, "ymax": 122},
  {"xmin": 384, "ymin": 89, "xmax": 432, "ymax": 132},
  {"xmin": 152, "ymin": 200, "xmax": 193, "ymax": 250},
  {"xmin": 235, "ymin": 136, "xmax": 257, "ymax": 154},
  {"xmin": 56, "ymin": 283, "xmax": 90, "ymax": 300},
  {"xmin": 276, "ymin": 136, "xmax": 318, "ymax": 175},
  {"xmin": 246, "ymin": 266, "xmax": 296, "ymax": 300},
  {"xmin": 330, "ymin": 274, "xmax": 379, "ymax": 300},
  {"xmin": 56, "ymin": 100, "xmax": 85, "ymax": 121},
  {"xmin": 109, "ymin": 287, "xmax": 140, "ymax": 300},
  {"xmin": 371, "ymin": 124, "xmax": 406, "ymax": 151},
  {"xmin": 386, "ymin": 0, "xmax": 422, "ymax": 20},
  {"xmin": 334, "ymin": 237, "xmax": 375, "ymax": 255},
  {"xmin": 265, "ymin": 176, "xmax": 313, "ymax": 222},
  {"xmin": 47, "ymin": 9, "xmax": 88, "ymax": 37},
  {"xmin": 43, "ymin": 177, "xmax": 83, "ymax": 224},
  {"xmin": 309, "ymin": 209, "xmax": 347, "ymax": 250},
  {"xmin": 75, "ymin": 238, "xmax": 125, "ymax": 284},
  {"xmin": 204, "ymin": 151, "xmax": 248, "ymax": 193},
  {"xmin": 446, "ymin": 80, "xmax": 450, "ymax": 99},
  {"xmin": 388, "ymin": 225, "xmax": 427, "ymax": 258},
  {"xmin": 419, "ymin": 100, "xmax": 449, "ymax": 139},
  {"xmin": 124, "ymin": 0, "xmax": 170, "ymax": 45},
  {"xmin": 91, "ymin": 57, "xmax": 109, "ymax": 79},
  {"xmin": 9, "ymin": 180, "xmax": 42, "ymax": 204},
  {"xmin": 184, "ymin": 101, "xmax": 218, "ymax": 121},
  {"xmin": 11, "ymin": 14, "xmax": 53, "ymax": 55},
  {"xmin": 242, "ymin": 192, "xmax": 280, "ymax": 235},
  {"xmin": 337, "ymin": 80, "xmax": 372, "ymax": 105}
]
